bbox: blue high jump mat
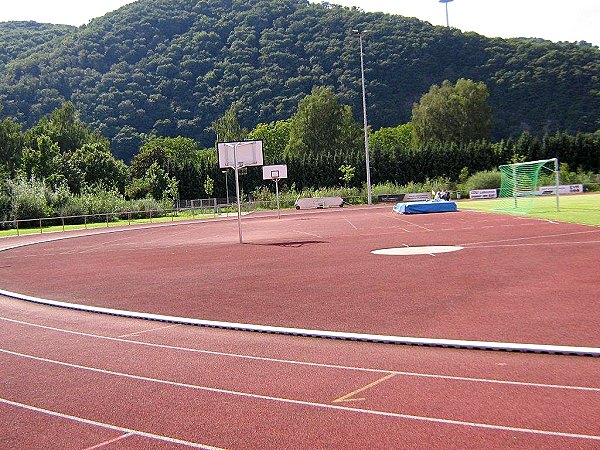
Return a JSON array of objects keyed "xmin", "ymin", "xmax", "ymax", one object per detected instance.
[{"xmin": 393, "ymin": 201, "xmax": 457, "ymax": 214}]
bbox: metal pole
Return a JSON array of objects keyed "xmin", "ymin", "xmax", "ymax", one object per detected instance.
[
  {"xmin": 554, "ymin": 158, "xmax": 560, "ymax": 212},
  {"xmin": 355, "ymin": 30, "xmax": 372, "ymax": 205},
  {"xmin": 232, "ymin": 143, "xmax": 243, "ymax": 244},
  {"xmin": 223, "ymin": 170, "xmax": 229, "ymax": 204},
  {"xmin": 445, "ymin": 2, "xmax": 449, "ymax": 27},
  {"xmin": 275, "ymin": 178, "xmax": 281, "ymax": 219}
]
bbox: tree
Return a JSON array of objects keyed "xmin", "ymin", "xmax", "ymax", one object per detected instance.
[
  {"xmin": 19, "ymin": 135, "xmax": 63, "ymax": 182},
  {"xmin": 211, "ymin": 103, "xmax": 248, "ymax": 143},
  {"xmin": 129, "ymin": 136, "xmax": 201, "ymax": 199},
  {"xmin": 0, "ymin": 116, "xmax": 24, "ymax": 179},
  {"xmin": 247, "ymin": 120, "xmax": 290, "ymax": 164},
  {"xmin": 126, "ymin": 161, "xmax": 178, "ymax": 202},
  {"xmin": 338, "ymin": 164, "xmax": 355, "ymax": 187},
  {"xmin": 25, "ymin": 102, "xmax": 108, "ymax": 154},
  {"xmin": 370, "ymin": 123, "xmax": 414, "ymax": 156},
  {"xmin": 412, "ymin": 79, "xmax": 493, "ymax": 146},
  {"xmin": 203, "ymin": 175, "xmax": 214, "ymax": 197},
  {"xmin": 70, "ymin": 142, "xmax": 128, "ymax": 192},
  {"xmin": 285, "ymin": 86, "xmax": 362, "ymax": 158}
]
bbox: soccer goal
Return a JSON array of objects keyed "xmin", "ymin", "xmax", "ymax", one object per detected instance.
[{"xmin": 495, "ymin": 158, "xmax": 560, "ymax": 213}]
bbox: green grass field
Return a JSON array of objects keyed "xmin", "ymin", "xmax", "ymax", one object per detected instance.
[
  {"xmin": 0, "ymin": 211, "xmax": 219, "ymax": 238},
  {"xmin": 458, "ymin": 192, "xmax": 600, "ymax": 227}
]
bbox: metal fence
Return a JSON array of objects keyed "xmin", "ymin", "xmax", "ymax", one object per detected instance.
[{"xmin": 0, "ymin": 202, "xmax": 224, "ymax": 236}]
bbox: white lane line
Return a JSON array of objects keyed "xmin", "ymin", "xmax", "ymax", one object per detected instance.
[
  {"xmin": 118, "ymin": 324, "xmax": 179, "ymax": 338},
  {"xmin": 343, "ymin": 218, "xmax": 358, "ymax": 230},
  {"xmin": 464, "ymin": 240, "xmax": 600, "ymax": 249},
  {"xmin": 2, "ymin": 349, "xmax": 599, "ymax": 442},
  {"xmin": 0, "ymin": 397, "xmax": 222, "ymax": 449},
  {"xmin": 461, "ymin": 229, "xmax": 600, "ymax": 247},
  {"xmin": 83, "ymin": 432, "xmax": 133, "ymax": 450},
  {"xmin": 389, "ymin": 216, "xmax": 433, "ymax": 231},
  {"xmin": 293, "ymin": 230, "xmax": 323, "ymax": 238},
  {"xmin": 1, "ymin": 316, "xmax": 599, "ymax": 393}
]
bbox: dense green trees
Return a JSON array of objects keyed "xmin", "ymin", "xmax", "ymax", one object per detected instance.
[
  {"xmin": 412, "ymin": 79, "xmax": 493, "ymax": 146},
  {"xmin": 0, "ymin": 115, "xmax": 24, "ymax": 178},
  {"xmin": 285, "ymin": 86, "xmax": 363, "ymax": 158},
  {"xmin": 0, "ymin": 0, "xmax": 597, "ymax": 163}
]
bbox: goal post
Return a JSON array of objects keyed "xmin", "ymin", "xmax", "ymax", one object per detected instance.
[{"xmin": 496, "ymin": 158, "xmax": 560, "ymax": 213}]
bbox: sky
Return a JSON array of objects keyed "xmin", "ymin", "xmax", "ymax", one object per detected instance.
[{"xmin": 0, "ymin": 0, "xmax": 598, "ymax": 46}]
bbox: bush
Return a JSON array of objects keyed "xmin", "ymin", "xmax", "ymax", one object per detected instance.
[
  {"xmin": 461, "ymin": 170, "xmax": 501, "ymax": 193},
  {"xmin": 128, "ymin": 197, "xmax": 166, "ymax": 219},
  {"xmin": 7, "ymin": 178, "xmax": 51, "ymax": 220},
  {"xmin": 80, "ymin": 185, "xmax": 127, "ymax": 216}
]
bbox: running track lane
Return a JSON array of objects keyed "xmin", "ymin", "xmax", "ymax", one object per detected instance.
[{"xmin": 1, "ymin": 297, "xmax": 599, "ymax": 449}]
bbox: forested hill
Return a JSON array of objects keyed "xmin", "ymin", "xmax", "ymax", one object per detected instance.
[
  {"xmin": 0, "ymin": 21, "xmax": 75, "ymax": 67},
  {"xmin": 0, "ymin": 0, "xmax": 598, "ymax": 161}
]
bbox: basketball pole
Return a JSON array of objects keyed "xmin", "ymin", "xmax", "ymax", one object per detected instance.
[
  {"xmin": 275, "ymin": 178, "xmax": 281, "ymax": 219},
  {"xmin": 232, "ymin": 142, "xmax": 243, "ymax": 244}
]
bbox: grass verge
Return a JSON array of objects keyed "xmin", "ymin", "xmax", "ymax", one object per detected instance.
[{"xmin": 457, "ymin": 192, "xmax": 600, "ymax": 227}]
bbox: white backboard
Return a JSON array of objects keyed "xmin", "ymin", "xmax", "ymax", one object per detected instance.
[
  {"xmin": 262, "ymin": 164, "xmax": 288, "ymax": 180},
  {"xmin": 218, "ymin": 140, "xmax": 263, "ymax": 169}
]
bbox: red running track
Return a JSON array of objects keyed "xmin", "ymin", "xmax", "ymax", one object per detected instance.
[
  {"xmin": 1, "ymin": 206, "xmax": 599, "ymax": 348},
  {"xmin": 1, "ymin": 296, "xmax": 600, "ymax": 448}
]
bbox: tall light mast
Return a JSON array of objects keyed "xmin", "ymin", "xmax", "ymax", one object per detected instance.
[{"xmin": 439, "ymin": 0, "xmax": 454, "ymax": 27}]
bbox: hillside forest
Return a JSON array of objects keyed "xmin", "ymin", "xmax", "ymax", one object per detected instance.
[{"xmin": 0, "ymin": 0, "xmax": 599, "ymax": 222}]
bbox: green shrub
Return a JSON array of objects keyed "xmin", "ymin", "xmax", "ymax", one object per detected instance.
[
  {"xmin": 461, "ymin": 170, "xmax": 501, "ymax": 192},
  {"xmin": 80, "ymin": 185, "xmax": 127, "ymax": 216},
  {"xmin": 8, "ymin": 178, "xmax": 52, "ymax": 220}
]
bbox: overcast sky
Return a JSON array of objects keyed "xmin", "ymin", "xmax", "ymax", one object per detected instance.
[{"xmin": 0, "ymin": 0, "xmax": 598, "ymax": 46}]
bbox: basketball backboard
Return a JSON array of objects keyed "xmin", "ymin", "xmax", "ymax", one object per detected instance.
[
  {"xmin": 262, "ymin": 164, "xmax": 288, "ymax": 180},
  {"xmin": 218, "ymin": 140, "xmax": 263, "ymax": 169}
]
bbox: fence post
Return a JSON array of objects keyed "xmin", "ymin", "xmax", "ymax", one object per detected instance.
[
  {"xmin": 40, "ymin": 218, "xmax": 43, "ymax": 233},
  {"xmin": 106, "ymin": 213, "xmax": 109, "ymax": 227}
]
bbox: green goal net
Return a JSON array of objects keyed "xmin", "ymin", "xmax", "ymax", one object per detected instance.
[{"xmin": 495, "ymin": 158, "xmax": 560, "ymax": 213}]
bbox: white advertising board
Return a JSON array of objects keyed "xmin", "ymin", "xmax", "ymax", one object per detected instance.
[
  {"xmin": 294, "ymin": 196, "xmax": 344, "ymax": 210},
  {"xmin": 404, "ymin": 193, "xmax": 431, "ymax": 202},
  {"xmin": 538, "ymin": 184, "xmax": 584, "ymax": 195},
  {"xmin": 470, "ymin": 189, "xmax": 498, "ymax": 199}
]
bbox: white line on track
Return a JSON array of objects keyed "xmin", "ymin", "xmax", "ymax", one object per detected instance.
[
  {"xmin": 1, "ymin": 316, "xmax": 598, "ymax": 393},
  {"xmin": 1, "ymin": 348, "xmax": 599, "ymax": 442},
  {"xmin": 343, "ymin": 218, "xmax": 358, "ymax": 230},
  {"xmin": 0, "ymin": 397, "xmax": 223, "ymax": 449},
  {"xmin": 293, "ymin": 230, "xmax": 323, "ymax": 238},
  {"xmin": 83, "ymin": 432, "xmax": 133, "ymax": 450},
  {"xmin": 388, "ymin": 215, "xmax": 433, "ymax": 231},
  {"xmin": 460, "ymin": 229, "xmax": 600, "ymax": 247},
  {"xmin": 118, "ymin": 324, "xmax": 179, "ymax": 338},
  {"xmin": 464, "ymin": 240, "xmax": 600, "ymax": 249}
]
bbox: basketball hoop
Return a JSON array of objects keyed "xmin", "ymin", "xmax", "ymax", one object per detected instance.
[
  {"xmin": 263, "ymin": 165, "xmax": 288, "ymax": 219},
  {"xmin": 216, "ymin": 140, "xmax": 264, "ymax": 243}
]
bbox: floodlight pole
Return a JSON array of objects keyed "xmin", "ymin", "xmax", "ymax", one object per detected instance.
[
  {"xmin": 554, "ymin": 157, "xmax": 560, "ymax": 212},
  {"xmin": 439, "ymin": 0, "xmax": 454, "ymax": 27},
  {"xmin": 353, "ymin": 29, "xmax": 372, "ymax": 205}
]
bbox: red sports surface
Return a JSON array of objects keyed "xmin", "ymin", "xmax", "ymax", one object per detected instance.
[
  {"xmin": 1, "ymin": 206, "xmax": 598, "ymax": 347},
  {"xmin": 1, "ymin": 206, "xmax": 599, "ymax": 448}
]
